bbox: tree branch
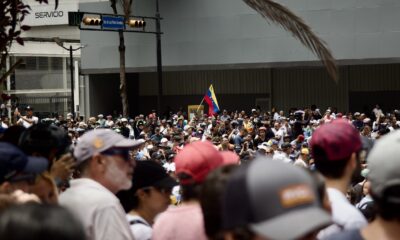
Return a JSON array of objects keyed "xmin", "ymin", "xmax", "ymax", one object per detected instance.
[{"xmin": 0, "ymin": 58, "xmax": 23, "ymax": 83}]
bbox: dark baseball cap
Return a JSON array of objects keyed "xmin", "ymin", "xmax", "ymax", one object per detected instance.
[
  {"xmin": 151, "ymin": 151, "xmax": 164, "ymax": 160},
  {"xmin": 131, "ymin": 160, "xmax": 177, "ymax": 192},
  {"xmin": 281, "ymin": 142, "xmax": 292, "ymax": 149},
  {"xmin": 0, "ymin": 142, "xmax": 48, "ymax": 184},
  {"xmin": 222, "ymin": 157, "xmax": 331, "ymax": 239},
  {"xmin": 310, "ymin": 119, "xmax": 362, "ymax": 161}
]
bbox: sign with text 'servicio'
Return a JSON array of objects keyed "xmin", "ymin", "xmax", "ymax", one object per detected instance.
[
  {"xmin": 25, "ymin": 3, "xmax": 78, "ymax": 26},
  {"xmin": 102, "ymin": 15, "xmax": 125, "ymax": 30}
]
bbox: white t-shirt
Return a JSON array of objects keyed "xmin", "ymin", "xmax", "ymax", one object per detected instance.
[
  {"xmin": 1, "ymin": 122, "xmax": 9, "ymax": 129},
  {"xmin": 318, "ymin": 188, "xmax": 367, "ymax": 239},
  {"xmin": 293, "ymin": 158, "xmax": 308, "ymax": 168},
  {"xmin": 17, "ymin": 116, "xmax": 38, "ymax": 128},
  {"xmin": 127, "ymin": 214, "xmax": 152, "ymax": 240},
  {"xmin": 59, "ymin": 178, "xmax": 134, "ymax": 240},
  {"xmin": 272, "ymin": 152, "xmax": 292, "ymax": 164},
  {"xmin": 163, "ymin": 162, "xmax": 176, "ymax": 173},
  {"xmin": 105, "ymin": 120, "xmax": 114, "ymax": 127}
]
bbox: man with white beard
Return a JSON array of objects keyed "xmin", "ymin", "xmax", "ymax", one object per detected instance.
[{"xmin": 59, "ymin": 129, "xmax": 141, "ymax": 240}]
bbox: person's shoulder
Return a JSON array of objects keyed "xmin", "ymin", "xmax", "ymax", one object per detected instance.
[
  {"xmin": 328, "ymin": 188, "xmax": 367, "ymax": 227},
  {"xmin": 128, "ymin": 215, "xmax": 152, "ymax": 238},
  {"xmin": 325, "ymin": 229, "xmax": 365, "ymax": 240},
  {"xmin": 61, "ymin": 179, "xmax": 119, "ymax": 205},
  {"xmin": 156, "ymin": 204, "xmax": 201, "ymax": 220},
  {"xmin": 153, "ymin": 206, "xmax": 179, "ymax": 228}
]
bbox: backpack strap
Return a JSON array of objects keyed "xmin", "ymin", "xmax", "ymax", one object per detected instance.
[
  {"xmin": 129, "ymin": 219, "xmax": 150, "ymax": 226},
  {"xmin": 358, "ymin": 201, "xmax": 373, "ymax": 210}
]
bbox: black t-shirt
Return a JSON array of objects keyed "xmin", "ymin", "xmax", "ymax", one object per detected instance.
[
  {"xmin": 253, "ymin": 135, "xmax": 266, "ymax": 147},
  {"xmin": 265, "ymin": 129, "xmax": 275, "ymax": 141},
  {"xmin": 326, "ymin": 229, "xmax": 365, "ymax": 240}
]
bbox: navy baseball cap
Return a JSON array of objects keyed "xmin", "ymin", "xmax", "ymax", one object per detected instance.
[{"xmin": 0, "ymin": 142, "xmax": 48, "ymax": 184}]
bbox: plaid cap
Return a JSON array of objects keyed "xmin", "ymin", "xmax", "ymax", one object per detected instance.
[
  {"xmin": 74, "ymin": 129, "xmax": 142, "ymax": 163},
  {"xmin": 310, "ymin": 119, "xmax": 361, "ymax": 161}
]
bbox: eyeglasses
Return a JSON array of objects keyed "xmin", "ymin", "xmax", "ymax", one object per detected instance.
[{"xmin": 101, "ymin": 148, "xmax": 131, "ymax": 161}]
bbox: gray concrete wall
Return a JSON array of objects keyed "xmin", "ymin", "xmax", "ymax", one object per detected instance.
[{"xmin": 80, "ymin": 0, "xmax": 400, "ymax": 73}]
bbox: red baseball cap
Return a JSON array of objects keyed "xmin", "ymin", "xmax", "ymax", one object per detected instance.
[
  {"xmin": 298, "ymin": 134, "xmax": 305, "ymax": 142},
  {"xmin": 220, "ymin": 151, "xmax": 240, "ymax": 165},
  {"xmin": 175, "ymin": 141, "xmax": 224, "ymax": 185},
  {"xmin": 310, "ymin": 119, "xmax": 361, "ymax": 161}
]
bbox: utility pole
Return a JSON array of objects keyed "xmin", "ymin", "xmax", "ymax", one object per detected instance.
[
  {"xmin": 54, "ymin": 37, "xmax": 84, "ymax": 118},
  {"xmin": 156, "ymin": 0, "xmax": 163, "ymax": 116}
]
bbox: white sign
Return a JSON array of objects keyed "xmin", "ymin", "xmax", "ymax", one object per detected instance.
[{"xmin": 24, "ymin": 3, "xmax": 78, "ymax": 26}]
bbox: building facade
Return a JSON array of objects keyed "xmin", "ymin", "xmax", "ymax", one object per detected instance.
[
  {"xmin": 6, "ymin": 0, "xmax": 108, "ymax": 119},
  {"xmin": 80, "ymin": 0, "xmax": 400, "ymax": 117},
  {"xmin": 7, "ymin": 0, "xmax": 400, "ymax": 119}
]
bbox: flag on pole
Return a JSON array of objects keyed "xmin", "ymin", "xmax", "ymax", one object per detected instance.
[{"xmin": 204, "ymin": 84, "xmax": 220, "ymax": 115}]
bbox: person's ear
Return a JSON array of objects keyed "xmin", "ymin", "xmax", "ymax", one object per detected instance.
[
  {"xmin": 348, "ymin": 152, "xmax": 357, "ymax": 172},
  {"xmin": 93, "ymin": 155, "xmax": 106, "ymax": 165},
  {"xmin": 91, "ymin": 155, "xmax": 106, "ymax": 171},
  {"xmin": 136, "ymin": 189, "xmax": 149, "ymax": 200}
]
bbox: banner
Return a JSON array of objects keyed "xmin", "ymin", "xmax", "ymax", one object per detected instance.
[{"xmin": 188, "ymin": 105, "xmax": 204, "ymax": 119}]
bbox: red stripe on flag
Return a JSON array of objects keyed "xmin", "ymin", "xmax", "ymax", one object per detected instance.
[{"xmin": 204, "ymin": 95, "xmax": 215, "ymax": 115}]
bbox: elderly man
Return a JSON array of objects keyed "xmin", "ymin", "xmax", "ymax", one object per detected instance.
[{"xmin": 59, "ymin": 129, "xmax": 141, "ymax": 240}]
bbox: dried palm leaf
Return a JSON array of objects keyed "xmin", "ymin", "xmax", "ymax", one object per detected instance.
[{"xmin": 243, "ymin": 0, "xmax": 338, "ymax": 82}]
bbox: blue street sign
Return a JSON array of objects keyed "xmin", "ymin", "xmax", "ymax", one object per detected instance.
[{"xmin": 102, "ymin": 15, "xmax": 125, "ymax": 30}]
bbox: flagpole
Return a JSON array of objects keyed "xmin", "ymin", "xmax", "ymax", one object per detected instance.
[{"xmin": 196, "ymin": 97, "xmax": 205, "ymax": 112}]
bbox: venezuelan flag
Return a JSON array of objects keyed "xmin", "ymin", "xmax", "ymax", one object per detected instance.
[{"xmin": 204, "ymin": 84, "xmax": 220, "ymax": 115}]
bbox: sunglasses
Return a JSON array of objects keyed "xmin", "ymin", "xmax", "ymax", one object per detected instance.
[{"xmin": 101, "ymin": 148, "xmax": 131, "ymax": 161}]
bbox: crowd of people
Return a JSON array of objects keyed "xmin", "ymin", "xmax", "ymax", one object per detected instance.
[{"xmin": 0, "ymin": 103, "xmax": 400, "ymax": 240}]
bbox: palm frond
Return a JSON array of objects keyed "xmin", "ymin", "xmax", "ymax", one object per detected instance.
[
  {"xmin": 243, "ymin": 0, "xmax": 338, "ymax": 82},
  {"xmin": 119, "ymin": 0, "xmax": 132, "ymax": 18}
]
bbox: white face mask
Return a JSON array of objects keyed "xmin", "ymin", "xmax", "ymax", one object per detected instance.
[{"xmin": 104, "ymin": 158, "xmax": 132, "ymax": 191}]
